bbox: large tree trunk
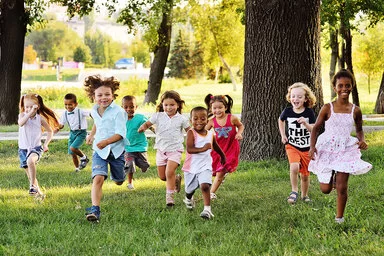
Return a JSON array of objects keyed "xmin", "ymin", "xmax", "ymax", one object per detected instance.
[
  {"xmin": 339, "ymin": 9, "xmax": 359, "ymax": 106},
  {"xmin": 0, "ymin": 0, "xmax": 26, "ymax": 125},
  {"xmin": 374, "ymin": 72, "xmax": 384, "ymax": 114},
  {"xmin": 329, "ymin": 28, "xmax": 338, "ymax": 101},
  {"xmin": 242, "ymin": 0, "xmax": 322, "ymax": 161},
  {"xmin": 143, "ymin": 0, "xmax": 173, "ymax": 105}
]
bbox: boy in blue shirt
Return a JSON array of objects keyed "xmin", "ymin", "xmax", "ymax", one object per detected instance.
[
  {"xmin": 84, "ymin": 75, "xmax": 127, "ymax": 222},
  {"xmin": 122, "ymin": 95, "xmax": 151, "ymax": 189},
  {"xmin": 58, "ymin": 93, "xmax": 90, "ymax": 172}
]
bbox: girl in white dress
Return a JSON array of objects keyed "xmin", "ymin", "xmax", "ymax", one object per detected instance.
[{"xmin": 308, "ymin": 69, "xmax": 372, "ymax": 224}]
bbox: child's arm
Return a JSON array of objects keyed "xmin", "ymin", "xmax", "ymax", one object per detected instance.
[
  {"xmin": 18, "ymin": 105, "xmax": 38, "ymax": 126},
  {"xmin": 297, "ymin": 117, "xmax": 314, "ymax": 132},
  {"xmin": 278, "ymin": 119, "xmax": 288, "ymax": 144},
  {"xmin": 41, "ymin": 118, "xmax": 53, "ymax": 152},
  {"xmin": 231, "ymin": 115, "xmax": 244, "ymax": 140},
  {"xmin": 185, "ymin": 130, "xmax": 211, "ymax": 154},
  {"xmin": 138, "ymin": 120, "xmax": 153, "ymax": 133},
  {"xmin": 354, "ymin": 106, "xmax": 368, "ymax": 150},
  {"xmin": 96, "ymin": 134, "xmax": 123, "ymax": 150},
  {"xmin": 205, "ymin": 119, "xmax": 213, "ymax": 131},
  {"xmin": 86, "ymin": 124, "xmax": 96, "ymax": 145},
  {"xmin": 309, "ymin": 104, "xmax": 330, "ymax": 159},
  {"xmin": 212, "ymin": 135, "xmax": 226, "ymax": 165}
]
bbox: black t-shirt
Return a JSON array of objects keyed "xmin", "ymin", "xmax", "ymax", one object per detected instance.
[{"xmin": 279, "ymin": 107, "xmax": 316, "ymax": 151}]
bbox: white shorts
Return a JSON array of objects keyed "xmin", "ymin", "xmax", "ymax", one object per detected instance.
[{"xmin": 184, "ymin": 169, "xmax": 212, "ymax": 194}]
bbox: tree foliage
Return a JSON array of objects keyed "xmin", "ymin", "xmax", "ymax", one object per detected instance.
[
  {"xmin": 24, "ymin": 45, "xmax": 38, "ymax": 64},
  {"xmin": 167, "ymin": 30, "xmax": 191, "ymax": 79}
]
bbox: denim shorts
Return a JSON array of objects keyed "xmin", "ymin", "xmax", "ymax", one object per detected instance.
[
  {"xmin": 91, "ymin": 151, "xmax": 126, "ymax": 183},
  {"xmin": 18, "ymin": 146, "xmax": 43, "ymax": 168},
  {"xmin": 68, "ymin": 129, "xmax": 87, "ymax": 154}
]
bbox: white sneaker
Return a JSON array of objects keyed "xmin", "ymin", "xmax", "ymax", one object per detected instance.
[
  {"xmin": 210, "ymin": 192, "xmax": 217, "ymax": 200},
  {"xmin": 200, "ymin": 209, "xmax": 214, "ymax": 219},
  {"xmin": 183, "ymin": 197, "xmax": 195, "ymax": 209},
  {"xmin": 335, "ymin": 217, "xmax": 345, "ymax": 224},
  {"xmin": 127, "ymin": 183, "xmax": 134, "ymax": 190}
]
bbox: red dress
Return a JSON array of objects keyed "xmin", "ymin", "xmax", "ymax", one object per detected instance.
[{"xmin": 211, "ymin": 114, "xmax": 240, "ymax": 176}]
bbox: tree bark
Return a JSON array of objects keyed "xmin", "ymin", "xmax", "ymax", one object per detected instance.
[
  {"xmin": 329, "ymin": 28, "xmax": 338, "ymax": 101},
  {"xmin": 143, "ymin": 0, "xmax": 173, "ymax": 105},
  {"xmin": 242, "ymin": 0, "xmax": 322, "ymax": 161},
  {"xmin": 374, "ymin": 72, "xmax": 384, "ymax": 114},
  {"xmin": 0, "ymin": 0, "xmax": 26, "ymax": 125}
]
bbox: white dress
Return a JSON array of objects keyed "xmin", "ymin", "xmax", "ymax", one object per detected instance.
[{"xmin": 308, "ymin": 103, "xmax": 372, "ymax": 183}]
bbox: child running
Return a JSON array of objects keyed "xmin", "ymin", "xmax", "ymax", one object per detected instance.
[
  {"xmin": 18, "ymin": 93, "xmax": 60, "ymax": 197},
  {"xmin": 122, "ymin": 95, "xmax": 150, "ymax": 190},
  {"xmin": 57, "ymin": 93, "xmax": 90, "ymax": 172},
  {"xmin": 84, "ymin": 75, "xmax": 127, "ymax": 222},
  {"xmin": 138, "ymin": 90, "xmax": 190, "ymax": 207},
  {"xmin": 182, "ymin": 106, "xmax": 226, "ymax": 219},
  {"xmin": 278, "ymin": 83, "xmax": 316, "ymax": 204},
  {"xmin": 204, "ymin": 94, "xmax": 244, "ymax": 199},
  {"xmin": 308, "ymin": 69, "xmax": 372, "ymax": 224}
]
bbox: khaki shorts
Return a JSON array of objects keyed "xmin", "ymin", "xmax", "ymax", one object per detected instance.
[{"xmin": 285, "ymin": 144, "xmax": 310, "ymax": 177}]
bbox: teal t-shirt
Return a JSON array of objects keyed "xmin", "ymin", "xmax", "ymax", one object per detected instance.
[{"xmin": 125, "ymin": 113, "xmax": 148, "ymax": 152}]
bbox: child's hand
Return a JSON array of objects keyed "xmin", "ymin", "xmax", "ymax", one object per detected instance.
[
  {"xmin": 43, "ymin": 145, "xmax": 49, "ymax": 152},
  {"xmin": 202, "ymin": 143, "xmax": 212, "ymax": 151},
  {"xmin": 96, "ymin": 140, "xmax": 108, "ymax": 149},
  {"xmin": 296, "ymin": 117, "xmax": 307, "ymax": 125},
  {"xmin": 86, "ymin": 134, "xmax": 94, "ymax": 145},
  {"xmin": 235, "ymin": 133, "xmax": 243, "ymax": 140},
  {"xmin": 357, "ymin": 141, "xmax": 368, "ymax": 150},
  {"xmin": 308, "ymin": 147, "xmax": 317, "ymax": 160},
  {"xmin": 138, "ymin": 126, "xmax": 145, "ymax": 133},
  {"xmin": 281, "ymin": 135, "xmax": 288, "ymax": 144}
]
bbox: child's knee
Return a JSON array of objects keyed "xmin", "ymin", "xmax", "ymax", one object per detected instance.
[
  {"xmin": 200, "ymin": 183, "xmax": 210, "ymax": 193},
  {"xmin": 114, "ymin": 181, "xmax": 124, "ymax": 186},
  {"xmin": 320, "ymin": 184, "xmax": 332, "ymax": 194}
]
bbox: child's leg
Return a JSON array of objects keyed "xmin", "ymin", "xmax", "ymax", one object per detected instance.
[
  {"xmin": 210, "ymin": 171, "xmax": 226, "ymax": 194},
  {"xmin": 319, "ymin": 172, "xmax": 334, "ymax": 194},
  {"xmin": 71, "ymin": 152, "xmax": 80, "ymax": 169},
  {"xmin": 70, "ymin": 147, "xmax": 85, "ymax": 158},
  {"xmin": 157, "ymin": 166, "xmax": 166, "ymax": 181},
  {"xmin": 301, "ymin": 175, "xmax": 309, "ymax": 198},
  {"xmin": 128, "ymin": 173, "xmax": 134, "ymax": 184},
  {"xmin": 26, "ymin": 153, "xmax": 39, "ymax": 187},
  {"xmin": 289, "ymin": 162, "xmax": 300, "ymax": 193},
  {"xmin": 201, "ymin": 183, "xmax": 211, "ymax": 206},
  {"xmin": 165, "ymin": 160, "xmax": 179, "ymax": 191},
  {"xmin": 91, "ymin": 175, "xmax": 105, "ymax": 206},
  {"xmin": 336, "ymin": 172, "xmax": 349, "ymax": 218}
]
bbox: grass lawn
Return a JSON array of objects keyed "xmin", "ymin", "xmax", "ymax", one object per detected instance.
[{"xmin": 0, "ymin": 130, "xmax": 383, "ymax": 255}]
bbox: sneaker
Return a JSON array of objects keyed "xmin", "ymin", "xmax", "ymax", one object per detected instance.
[
  {"xmin": 183, "ymin": 197, "xmax": 195, "ymax": 209},
  {"xmin": 200, "ymin": 209, "xmax": 214, "ymax": 219},
  {"xmin": 210, "ymin": 192, "xmax": 217, "ymax": 200},
  {"xmin": 175, "ymin": 174, "xmax": 182, "ymax": 193},
  {"xmin": 79, "ymin": 156, "xmax": 89, "ymax": 170},
  {"xmin": 29, "ymin": 185, "xmax": 39, "ymax": 196},
  {"xmin": 335, "ymin": 217, "xmax": 345, "ymax": 224},
  {"xmin": 85, "ymin": 206, "xmax": 100, "ymax": 222},
  {"xmin": 127, "ymin": 183, "xmax": 134, "ymax": 190},
  {"xmin": 301, "ymin": 196, "xmax": 311, "ymax": 203},
  {"xmin": 75, "ymin": 168, "xmax": 80, "ymax": 172},
  {"xmin": 166, "ymin": 193, "xmax": 175, "ymax": 207}
]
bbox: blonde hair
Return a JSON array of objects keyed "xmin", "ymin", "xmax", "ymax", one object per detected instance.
[{"xmin": 285, "ymin": 82, "xmax": 316, "ymax": 108}]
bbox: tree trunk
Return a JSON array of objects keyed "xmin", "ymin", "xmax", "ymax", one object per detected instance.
[
  {"xmin": 374, "ymin": 72, "xmax": 384, "ymax": 114},
  {"xmin": 242, "ymin": 0, "xmax": 322, "ymax": 161},
  {"xmin": 143, "ymin": 0, "xmax": 173, "ymax": 105},
  {"xmin": 329, "ymin": 28, "xmax": 338, "ymax": 101},
  {"xmin": 0, "ymin": 0, "xmax": 26, "ymax": 125}
]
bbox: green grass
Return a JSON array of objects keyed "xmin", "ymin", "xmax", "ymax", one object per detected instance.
[
  {"xmin": 22, "ymin": 69, "xmax": 80, "ymax": 82},
  {"xmin": 0, "ymin": 132, "xmax": 383, "ymax": 255}
]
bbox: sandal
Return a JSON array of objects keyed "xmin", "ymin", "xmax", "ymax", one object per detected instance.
[
  {"xmin": 287, "ymin": 191, "xmax": 298, "ymax": 204},
  {"xmin": 301, "ymin": 196, "xmax": 311, "ymax": 202}
]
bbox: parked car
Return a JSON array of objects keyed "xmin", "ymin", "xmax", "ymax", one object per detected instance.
[{"xmin": 114, "ymin": 58, "xmax": 135, "ymax": 69}]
